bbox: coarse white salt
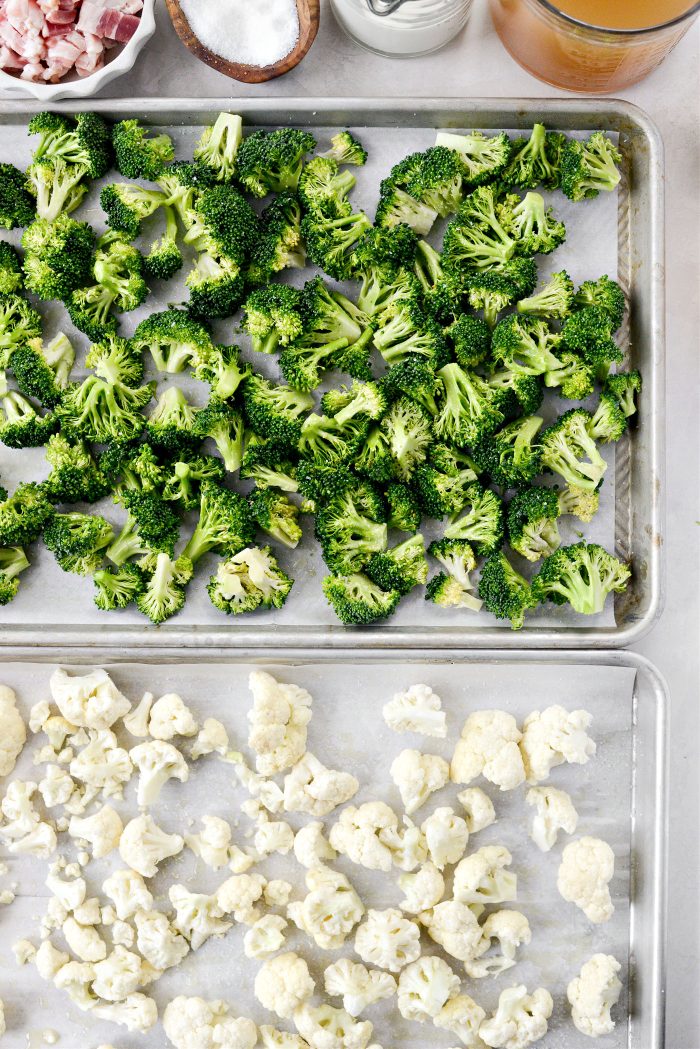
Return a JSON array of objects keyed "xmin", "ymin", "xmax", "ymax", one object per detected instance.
[{"xmin": 180, "ymin": 0, "xmax": 300, "ymax": 68}]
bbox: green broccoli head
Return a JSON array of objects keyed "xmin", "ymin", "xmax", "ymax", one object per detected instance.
[
  {"xmin": 443, "ymin": 482, "xmax": 505, "ymax": 556},
  {"xmin": 321, "ymin": 130, "xmax": 368, "ymax": 167},
  {"xmin": 193, "ymin": 113, "xmax": 243, "ymax": 183},
  {"xmin": 471, "ymin": 415, "xmax": 544, "ymax": 488},
  {"xmin": 0, "ymin": 482, "xmax": 54, "ymax": 546},
  {"xmin": 322, "ymin": 572, "xmax": 400, "ymax": 625},
  {"xmin": 539, "ymin": 408, "xmax": 608, "ymax": 491},
  {"xmin": 353, "ymin": 425, "xmax": 395, "ymax": 485},
  {"xmin": 194, "ymin": 398, "xmax": 245, "ymax": 473},
  {"xmin": 426, "ymin": 537, "xmax": 482, "ymax": 611},
  {"xmin": 449, "ymin": 315, "xmax": 492, "ymax": 370},
  {"xmin": 434, "ymin": 130, "xmax": 512, "ymax": 185},
  {"xmin": 415, "ymin": 462, "xmax": 479, "ymax": 519},
  {"xmin": 587, "ymin": 394, "xmax": 628, "ymax": 444},
  {"xmin": 43, "ymin": 511, "xmax": 114, "ymax": 575},
  {"xmin": 186, "ymin": 254, "xmax": 245, "ymax": 320},
  {"xmin": 504, "ymin": 191, "xmax": 567, "ymax": 256},
  {"xmin": 380, "ymin": 395, "xmax": 433, "ymax": 482},
  {"xmin": 532, "ymin": 541, "xmax": 630, "ymax": 614},
  {"xmin": 236, "ymin": 128, "xmax": 316, "ymax": 197},
  {"xmin": 29, "ymin": 111, "xmax": 112, "ymax": 179},
  {"xmin": 434, "ymin": 363, "xmax": 504, "ymax": 448},
  {"xmin": 298, "ymin": 157, "xmax": 356, "ymax": 219},
  {"xmin": 182, "ymin": 481, "xmax": 255, "ymax": 565},
  {"xmin": 366, "ymin": 533, "xmax": 428, "ymax": 595},
  {"xmin": 385, "ymin": 481, "xmax": 421, "ymax": 534},
  {"xmin": 21, "ymin": 214, "xmax": 94, "ymax": 300},
  {"xmin": 161, "ymin": 455, "xmax": 225, "ymax": 511},
  {"xmin": 0, "ymin": 162, "xmax": 36, "ymax": 229},
  {"xmin": 561, "ymin": 132, "xmax": 622, "ymax": 202},
  {"xmin": 0, "ymin": 545, "xmax": 30, "ymax": 606},
  {"xmin": 296, "ymin": 460, "xmax": 354, "ymax": 507},
  {"xmin": 247, "ymin": 191, "xmax": 306, "ymax": 285},
  {"xmin": 352, "ymin": 225, "xmax": 418, "ymax": 282},
  {"xmin": 112, "ymin": 119, "xmax": 175, "ymax": 181},
  {"xmin": 517, "ymin": 270, "xmax": 575, "ymax": 320},
  {"xmin": 248, "ymin": 487, "xmax": 302, "ymax": 549},
  {"xmin": 478, "ymin": 550, "xmax": 536, "ymax": 629},
  {"xmin": 426, "ymin": 571, "xmax": 482, "ymax": 611},
  {"xmin": 242, "ymin": 373, "xmax": 314, "ymax": 449},
  {"xmin": 243, "ymin": 284, "xmax": 304, "ymax": 355},
  {"xmin": 85, "ymin": 334, "xmax": 144, "ymax": 388},
  {"xmin": 461, "ymin": 259, "xmax": 537, "ymax": 328},
  {"xmin": 10, "ymin": 333, "xmax": 75, "ymax": 407},
  {"xmin": 507, "ymin": 485, "xmax": 562, "ymax": 562},
  {"xmin": 315, "ymin": 483, "xmax": 387, "ymax": 575},
  {"xmin": 560, "ymin": 306, "xmax": 623, "ymax": 372},
  {"xmin": 502, "ymin": 123, "xmax": 567, "ymax": 190},
  {"xmin": 240, "ymin": 437, "xmax": 298, "ymax": 493},
  {"xmin": 93, "ymin": 563, "xmax": 145, "ymax": 612},
  {"xmin": 133, "ymin": 309, "xmax": 212, "ymax": 373},
  {"xmin": 136, "ymin": 552, "xmax": 193, "ymax": 624},
  {"xmin": 382, "ymin": 355, "xmax": 441, "ymax": 418},
  {"xmin": 0, "ymin": 390, "xmax": 59, "ymax": 449},
  {"xmin": 208, "ymin": 545, "xmax": 293, "ymax": 614},
  {"xmin": 25, "ymin": 157, "xmax": 88, "ymax": 224},
  {"xmin": 491, "ymin": 314, "xmax": 563, "ymax": 376},
  {"xmin": 44, "ymin": 434, "xmax": 110, "ymax": 505},
  {"xmin": 573, "ymin": 275, "xmax": 625, "ymax": 330},
  {"xmin": 144, "ymin": 206, "xmax": 183, "ymax": 283},
  {"xmin": 603, "ymin": 370, "xmax": 641, "ymax": 419},
  {"xmin": 146, "ymin": 386, "xmax": 201, "ymax": 457},
  {"xmin": 58, "ymin": 375, "xmax": 155, "ymax": 444},
  {"xmin": 107, "ymin": 443, "xmax": 164, "ymax": 500},
  {"xmin": 194, "ymin": 343, "xmax": 250, "ymax": 401},
  {"xmin": 302, "ymin": 209, "xmax": 372, "ymax": 281},
  {"xmin": 100, "ymin": 183, "xmax": 166, "ymax": 239},
  {"xmin": 0, "ymin": 241, "xmax": 23, "ymax": 295},
  {"xmin": 557, "ymin": 483, "xmax": 601, "ymax": 523},
  {"xmin": 485, "ymin": 370, "xmax": 543, "ymax": 420},
  {"xmin": 106, "ymin": 490, "xmax": 180, "ymax": 568}
]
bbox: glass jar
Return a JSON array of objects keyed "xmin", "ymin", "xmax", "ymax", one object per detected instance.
[
  {"xmin": 331, "ymin": 0, "xmax": 474, "ymax": 58},
  {"xmin": 489, "ymin": 0, "xmax": 700, "ymax": 93}
]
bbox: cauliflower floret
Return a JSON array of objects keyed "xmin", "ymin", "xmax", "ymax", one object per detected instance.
[
  {"xmin": 294, "ymin": 822, "xmax": 337, "ymax": 869},
  {"xmin": 244, "ymin": 914, "xmax": 288, "ymax": 959},
  {"xmin": 0, "ymin": 780, "xmax": 57, "ymax": 857},
  {"xmin": 451, "ymin": 711, "xmax": 525, "ymax": 791},
  {"xmin": 35, "ymin": 941, "xmax": 69, "ymax": 981},
  {"xmin": 567, "ymin": 953, "xmax": 622, "ymax": 1038},
  {"xmin": 0, "ymin": 685, "xmax": 27, "ymax": 777},
  {"xmin": 465, "ymin": 911, "xmax": 532, "ymax": 978},
  {"xmin": 255, "ymin": 952, "xmax": 315, "ymax": 1019},
  {"xmin": 130, "ymin": 740, "xmax": 189, "ymax": 807},
  {"xmin": 293, "ymin": 1003, "xmax": 373, "ymax": 1048},
  {"xmin": 287, "ymin": 867, "xmax": 364, "ymax": 951},
  {"xmin": 163, "ymin": 995, "xmax": 258, "ymax": 1049},
  {"xmin": 457, "ymin": 787, "xmax": 497, "ymax": 833},
  {"xmin": 324, "ymin": 960, "xmax": 396, "ymax": 1017},
  {"xmin": 38, "ymin": 765, "xmax": 75, "ymax": 808},
  {"xmin": 92, "ymin": 993, "xmax": 158, "ymax": 1032},
  {"xmin": 382, "ymin": 684, "xmax": 446, "ymax": 739},
  {"xmin": 454, "ymin": 846, "xmax": 517, "ymax": 906},
  {"xmin": 102, "ymin": 869, "xmax": 153, "ymax": 920},
  {"xmin": 168, "ymin": 885, "xmax": 232, "ymax": 950},
  {"xmin": 53, "ymin": 959, "xmax": 98, "ymax": 1009},
  {"xmin": 396, "ymin": 956, "xmax": 460, "ymax": 1022},
  {"xmin": 421, "ymin": 807, "xmax": 469, "ymax": 869},
  {"xmin": 134, "ymin": 909, "xmax": 190, "ymax": 970},
  {"xmin": 329, "ymin": 803, "xmax": 398, "ymax": 872},
  {"xmin": 191, "ymin": 718, "xmax": 230, "ymax": 759},
  {"xmin": 264, "ymin": 880, "xmax": 293, "ymax": 908},
  {"xmin": 236, "ymin": 763, "xmax": 285, "ymax": 814},
  {"xmin": 49, "ymin": 668, "xmax": 131, "ymax": 730},
  {"xmin": 73, "ymin": 897, "xmax": 101, "ymax": 926},
  {"xmin": 423, "ymin": 900, "xmax": 482, "ymax": 962},
  {"xmin": 353, "ymin": 908, "xmax": 421, "ymax": 973},
  {"xmin": 119, "ymin": 815, "xmax": 183, "ymax": 878},
  {"xmin": 260, "ymin": 1029, "xmax": 311, "ymax": 1049},
  {"xmin": 390, "ymin": 749, "xmax": 449, "ymax": 815},
  {"xmin": 526, "ymin": 786, "xmax": 579, "ymax": 852},
  {"xmin": 148, "ymin": 693, "xmax": 199, "ymax": 740},
  {"xmin": 111, "ymin": 919, "xmax": 134, "ymax": 947},
  {"xmin": 29, "ymin": 699, "xmax": 52, "ymax": 733},
  {"xmin": 62, "ymin": 915, "xmax": 106, "ymax": 962},
  {"xmin": 122, "ymin": 691, "xmax": 153, "ymax": 737},
  {"xmin": 45, "ymin": 870, "xmax": 86, "ymax": 912},
  {"xmin": 69, "ymin": 730, "xmax": 133, "ymax": 800},
  {"xmin": 247, "ymin": 671, "xmax": 313, "ymax": 776},
  {"xmin": 557, "ymin": 837, "xmax": 615, "ymax": 924},
  {"xmin": 12, "ymin": 939, "xmax": 37, "ymax": 965},
  {"xmin": 434, "ymin": 993, "xmax": 486, "ymax": 1046},
  {"xmin": 520, "ymin": 706, "xmax": 595, "ymax": 784},
  {"xmin": 479, "ymin": 985, "xmax": 553, "ymax": 1049},
  {"xmin": 68, "ymin": 804, "xmax": 123, "ymax": 858},
  {"xmin": 283, "ymin": 752, "xmax": 359, "ymax": 817},
  {"xmin": 186, "ymin": 815, "xmax": 234, "ymax": 869},
  {"xmin": 91, "ymin": 946, "xmax": 150, "ymax": 1001},
  {"xmin": 255, "ymin": 818, "xmax": 295, "ymax": 857},
  {"xmin": 398, "ymin": 863, "xmax": 445, "ymax": 914},
  {"xmin": 216, "ymin": 872, "xmax": 267, "ymax": 924},
  {"xmin": 380, "ymin": 816, "xmax": 427, "ymax": 872}
]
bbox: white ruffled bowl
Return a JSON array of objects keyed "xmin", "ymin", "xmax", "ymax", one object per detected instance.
[{"xmin": 0, "ymin": 0, "xmax": 155, "ymax": 102}]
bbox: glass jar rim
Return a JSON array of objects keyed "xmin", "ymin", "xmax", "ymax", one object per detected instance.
[{"xmin": 533, "ymin": 0, "xmax": 700, "ymax": 35}]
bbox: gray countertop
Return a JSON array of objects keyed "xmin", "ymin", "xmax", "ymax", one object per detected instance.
[{"xmin": 4, "ymin": 0, "xmax": 700, "ymax": 1044}]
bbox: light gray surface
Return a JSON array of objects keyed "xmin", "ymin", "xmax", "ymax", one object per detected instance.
[{"xmin": 0, "ymin": 0, "xmax": 697, "ymax": 1044}]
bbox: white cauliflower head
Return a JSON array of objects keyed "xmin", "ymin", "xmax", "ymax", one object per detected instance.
[
  {"xmin": 45, "ymin": 869, "xmax": 86, "ymax": 912},
  {"xmin": 557, "ymin": 837, "xmax": 615, "ymax": 923},
  {"xmin": 294, "ymin": 821, "xmax": 336, "ymax": 869},
  {"xmin": 102, "ymin": 869, "xmax": 153, "ymax": 920},
  {"xmin": 122, "ymin": 691, "xmax": 153, "ymax": 738},
  {"xmin": 465, "ymin": 910, "xmax": 532, "ymax": 978},
  {"xmin": 454, "ymin": 846, "xmax": 517, "ymax": 906},
  {"xmin": 287, "ymin": 867, "xmax": 364, "ymax": 951},
  {"xmin": 91, "ymin": 992, "xmax": 158, "ymax": 1032},
  {"xmin": 49, "ymin": 668, "xmax": 131, "ymax": 730},
  {"xmin": 38, "ymin": 764, "xmax": 76, "ymax": 808},
  {"xmin": 185, "ymin": 815, "xmax": 234, "ymax": 869},
  {"xmin": 62, "ymin": 916, "xmax": 106, "ymax": 962},
  {"xmin": 53, "ymin": 959, "xmax": 98, "ymax": 1009},
  {"xmin": 382, "ymin": 684, "xmax": 446, "ymax": 738},
  {"xmin": 398, "ymin": 862, "xmax": 445, "ymax": 914},
  {"xmin": 526, "ymin": 786, "xmax": 579, "ymax": 852},
  {"xmin": 0, "ymin": 685, "xmax": 26, "ymax": 777},
  {"xmin": 244, "ymin": 915, "xmax": 288, "ymax": 959},
  {"xmin": 434, "ymin": 994, "xmax": 487, "ymax": 1046},
  {"xmin": 34, "ymin": 940, "xmax": 69, "ymax": 981},
  {"xmin": 396, "ymin": 955, "xmax": 460, "ymax": 1022},
  {"xmin": 69, "ymin": 729, "xmax": 133, "ymax": 800},
  {"xmin": 216, "ymin": 873, "xmax": 267, "ymax": 924},
  {"xmin": 129, "ymin": 740, "xmax": 189, "ymax": 806},
  {"xmin": 118, "ymin": 815, "xmax": 183, "ymax": 878},
  {"xmin": 91, "ymin": 945, "xmax": 149, "ymax": 1001},
  {"xmin": 423, "ymin": 899, "xmax": 483, "ymax": 962},
  {"xmin": 148, "ymin": 693, "xmax": 198, "ymax": 740},
  {"xmin": 0, "ymin": 779, "xmax": 57, "ymax": 857},
  {"xmin": 353, "ymin": 908, "xmax": 421, "ymax": 973},
  {"xmin": 134, "ymin": 909, "xmax": 190, "ymax": 970},
  {"xmin": 479, "ymin": 985, "xmax": 553, "ymax": 1049},
  {"xmin": 168, "ymin": 885, "xmax": 232, "ymax": 950},
  {"xmin": 324, "ymin": 959, "xmax": 395, "ymax": 1018},
  {"xmin": 457, "ymin": 787, "xmax": 497, "ymax": 833},
  {"xmin": 329, "ymin": 802, "xmax": 399, "ymax": 871},
  {"xmin": 259, "ymin": 1029, "xmax": 311, "ymax": 1049},
  {"xmin": 380, "ymin": 815, "xmax": 428, "ymax": 872},
  {"xmin": 163, "ymin": 995, "xmax": 257, "ymax": 1049},
  {"xmin": 254, "ymin": 952, "xmax": 315, "ymax": 1019},
  {"xmin": 255, "ymin": 819, "xmax": 295, "ymax": 858},
  {"xmin": 293, "ymin": 1002, "xmax": 373, "ymax": 1048},
  {"xmin": 68, "ymin": 804, "xmax": 123, "ymax": 858},
  {"xmin": 247, "ymin": 671, "xmax": 313, "ymax": 776},
  {"xmin": 191, "ymin": 718, "xmax": 230, "ymax": 759},
  {"xmin": 264, "ymin": 880, "xmax": 292, "ymax": 908},
  {"xmin": 283, "ymin": 752, "xmax": 359, "ymax": 817},
  {"xmin": 520, "ymin": 705, "xmax": 595, "ymax": 784},
  {"xmin": 567, "ymin": 953, "xmax": 622, "ymax": 1037},
  {"xmin": 451, "ymin": 711, "xmax": 525, "ymax": 791},
  {"xmin": 421, "ymin": 806, "xmax": 469, "ymax": 869},
  {"xmin": 389, "ymin": 749, "xmax": 449, "ymax": 815}
]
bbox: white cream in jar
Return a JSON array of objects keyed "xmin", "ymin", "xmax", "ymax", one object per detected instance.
[{"xmin": 330, "ymin": 0, "xmax": 474, "ymax": 57}]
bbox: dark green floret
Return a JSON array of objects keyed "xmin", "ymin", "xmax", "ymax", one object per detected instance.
[
  {"xmin": 137, "ymin": 552, "xmax": 193, "ymax": 623},
  {"xmin": 560, "ymin": 306, "xmax": 622, "ymax": 373},
  {"xmin": 373, "ymin": 302, "xmax": 448, "ymax": 370},
  {"xmin": 298, "ymin": 412, "xmax": 368, "ymax": 466},
  {"xmin": 144, "ymin": 206, "xmax": 183, "ymax": 282},
  {"xmin": 187, "ymin": 256, "xmax": 245, "ymax": 321},
  {"xmin": 415, "ymin": 461, "xmax": 478, "ymax": 518},
  {"xmin": 208, "ymin": 545, "xmax": 293, "ymax": 614},
  {"xmin": 0, "ymin": 241, "xmax": 23, "ymax": 294},
  {"xmin": 194, "ymin": 112, "xmax": 243, "ymax": 183},
  {"xmin": 193, "ymin": 399, "xmax": 245, "ymax": 472},
  {"xmin": 242, "ymin": 373, "xmax": 314, "ymax": 448},
  {"xmin": 43, "ymin": 511, "xmax": 114, "ymax": 575},
  {"xmin": 433, "ymin": 363, "xmax": 504, "ymax": 447},
  {"xmin": 394, "ymin": 147, "xmax": 465, "ymax": 219},
  {"xmin": 462, "ymin": 257, "xmax": 538, "ymax": 327},
  {"xmin": 502, "ymin": 123, "xmax": 566, "ymax": 190},
  {"xmin": 247, "ymin": 190, "xmax": 306, "ymax": 285},
  {"xmin": 93, "ymin": 563, "xmax": 145, "ymax": 611},
  {"xmin": 321, "ymin": 130, "xmax": 368, "ymax": 166},
  {"xmin": 434, "ymin": 130, "xmax": 512, "ymax": 185},
  {"xmin": 381, "ymin": 395, "xmax": 433, "ymax": 481},
  {"xmin": 443, "ymin": 482, "xmax": 505, "ymax": 555},
  {"xmin": 44, "ymin": 434, "xmax": 110, "ymax": 505},
  {"xmin": 21, "ymin": 215, "xmax": 94, "ymax": 300},
  {"xmin": 507, "ymin": 485, "xmax": 561, "ymax": 562},
  {"xmin": 248, "ymin": 487, "xmax": 302, "ymax": 548},
  {"xmin": 184, "ymin": 184, "xmax": 260, "ymax": 265},
  {"xmin": 449, "ymin": 315, "xmax": 492, "ymax": 369},
  {"xmin": 243, "ymin": 284, "xmax": 304, "ymax": 355},
  {"xmin": 517, "ymin": 270, "xmax": 574, "ymax": 319},
  {"xmin": 58, "ymin": 376, "xmax": 155, "ymax": 444},
  {"xmin": 68, "ymin": 239, "xmax": 148, "ymax": 342},
  {"xmin": 0, "ymin": 389, "xmax": 58, "ymax": 448},
  {"xmin": 296, "ymin": 461, "xmax": 354, "ymax": 507},
  {"xmin": 25, "ymin": 157, "xmax": 88, "ymax": 222},
  {"xmin": 156, "ymin": 160, "xmax": 218, "ymax": 225},
  {"xmin": 353, "ymin": 225, "xmax": 418, "ymax": 283},
  {"xmin": 0, "ymin": 483, "xmax": 54, "ymax": 546},
  {"xmin": 105, "ymin": 442, "xmax": 164, "ymax": 499},
  {"xmin": 531, "ymin": 541, "xmax": 630, "ymax": 614},
  {"xmin": 492, "ymin": 314, "xmax": 562, "ymax": 376},
  {"xmin": 112, "ymin": 119, "xmax": 174, "ymax": 181},
  {"xmin": 561, "ymin": 132, "xmax": 622, "ymax": 202},
  {"xmin": 101, "ymin": 183, "xmax": 166, "ymax": 239},
  {"xmin": 354, "ymin": 425, "xmax": 394, "ymax": 484},
  {"xmin": 133, "ymin": 309, "xmax": 212, "ymax": 373},
  {"xmin": 587, "ymin": 393, "xmax": 627, "ymax": 443},
  {"xmin": 385, "ymin": 481, "xmax": 421, "ymax": 533},
  {"xmin": 366, "ymin": 533, "xmax": 427, "ymax": 595},
  {"xmin": 28, "ymin": 111, "xmax": 111, "ymax": 179},
  {"xmin": 322, "ymin": 572, "xmax": 400, "ymax": 625},
  {"xmin": 542, "ymin": 350, "xmax": 596, "ymax": 401},
  {"xmin": 302, "ymin": 209, "xmax": 372, "ymax": 280},
  {"xmin": 182, "ymin": 481, "xmax": 255, "ymax": 565},
  {"xmin": 161, "ymin": 455, "xmax": 225, "ymax": 511},
  {"xmin": 145, "ymin": 387, "xmax": 201, "ymax": 456},
  {"xmin": 539, "ymin": 408, "xmax": 608, "ymax": 491},
  {"xmin": 382, "ymin": 355, "xmax": 442, "ymax": 417},
  {"xmin": 573, "ymin": 275, "xmax": 625, "ymax": 330},
  {"xmin": 428, "ymin": 441, "xmax": 479, "ymax": 477},
  {"xmin": 478, "ymin": 550, "xmax": 536, "ymax": 629},
  {"xmin": 107, "ymin": 490, "xmax": 180, "ymax": 567},
  {"xmin": 604, "ymin": 370, "xmax": 641, "ymax": 419},
  {"xmin": 485, "ymin": 370, "xmax": 543, "ymax": 420},
  {"xmin": 298, "ymin": 157, "xmax": 356, "ymax": 219},
  {"xmin": 10, "ymin": 333, "xmax": 74, "ymax": 407},
  {"xmin": 236, "ymin": 128, "xmax": 316, "ymax": 197},
  {"xmin": 0, "ymin": 545, "xmax": 29, "ymax": 606},
  {"xmin": 0, "ymin": 162, "xmax": 36, "ymax": 229},
  {"xmin": 315, "ymin": 483, "xmax": 387, "ymax": 575},
  {"xmin": 471, "ymin": 415, "xmax": 544, "ymax": 488},
  {"xmin": 240, "ymin": 437, "xmax": 298, "ymax": 492},
  {"xmin": 0, "ymin": 295, "xmax": 43, "ymax": 369}
]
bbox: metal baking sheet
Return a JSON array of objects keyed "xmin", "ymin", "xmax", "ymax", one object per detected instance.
[
  {"xmin": 0, "ymin": 98, "xmax": 664, "ymax": 649},
  {"xmin": 0, "ymin": 650, "xmax": 667, "ymax": 1048}
]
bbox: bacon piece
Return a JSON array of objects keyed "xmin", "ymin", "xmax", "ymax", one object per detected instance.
[
  {"xmin": 0, "ymin": 43, "xmax": 26, "ymax": 69},
  {"xmin": 96, "ymin": 8, "xmax": 139, "ymax": 41}
]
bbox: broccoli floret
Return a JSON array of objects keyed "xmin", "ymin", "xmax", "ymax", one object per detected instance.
[
  {"xmin": 375, "ymin": 183, "xmax": 438, "ymax": 237},
  {"xmin": 182, "ymin": 481, "xmax": 255, "ymax": 565},
  {"xmin": 415, "ymin": 462, "xmax": 478, "ymax": 518},
  {"xmin": 248, "ymin": 486, "xmax": 302, "ymax": 549},
  {"xmin": 573, "ymin": 275, "xmax": 625, "ymax": 330},
  {"xmin": 186, "ymin": 254, "xmax": 245, "ymax": 320},
  {"xmin": 298, "ymin": 157, "xmax": 356, "ymax": 218},
  {"xmin": 354, "ymin": 424, "xmax": 395, "ymax": 484},
  {"xmin": 69, "ymin": 239, "xmax": 148, "ymax": 341},
  {"xmin": 137, "ymin": 552, "xmax": 194, "ymax": 623},
  {"xmin": 44, "ymin": 434, "xmax": 110, "ymax": 505},
  {"xmin": 247, "ymin": 190, "xmax": 306, "ymax": 285},
  {"xmin": 112, "ymin": 119, "xmax": 174, "ymax": 181},
  {"xmin": 561, "ymin": 132, "xmax": 622, "ymax": 202},
  {"xmin": 106, "ymin": 490, "xmax": 180, "ymax": 567},
  {"xmin": 462, "ymin": 258, "xmax": 538, "ymax": 328},
  {"xmin": 242, "ymin": 373, "xmax": 314, "ymax": 448},
  {"xmin": 208, "ymin": 545, "xmax": 293, "ymax": 614},
  {"xmin": 502, "ymin": 124, "xmax": 567, "ymax": 190},
  {"xmin": 10, "ymin": 332, "xmax": 74, "ymax": 407},
  {"xmin": 478, "ymin": 550, "xmax": 536, "ymax": 629},
  {"xmin": 85, "ymin": 334, "xmax": 144, "ymax": 388},
  {"xmin": 0, "ymin": 241, "xmax": 23, "ymax": 294},
  {"xmin": 26, "ymin": 157, "xmax": 88, "ymax": 222},
  {"xmin": 28, "ymin": 111, "xmax": 111, "ymax": 178},
  {"xmin": 58, "ymin": 375, "xmax": 154, "ymax": 444},
  {"xmin": 280, "ymin": 338, "xmax": 353, "ymax": 393},
  {"xmin": 194, "ymin": 112, "xmax": 243, "ymax": 183},
  {"xmin": 374, "ymin": 305, "xmax": 448, "ymax": 370},
  {"xmin": 449, "ymin": 315, "xmax": 492, "ymax": 369},
  {"xmin": 382, "ymin": 355, "xmax": 441, "ymax": 417},
  {"xmin": 385, "ymin": 481, "xmax": 421, "ymax": 533},
  {"xmin": 0, "ymin": 482, "xmax": 54, "ymax": 546},
  {"xmin": 321, "ymin": 131, "xmax": 368, "ymax": 167},
  {"xmin": 296, "ymin": 461, "xmax": 354, "ymax": 507},
  {"xmin": 517, "ymin": 270, "xmax": 575, "ymax": 319},
  {"xmin": 366, "ymin": 533, "xmax": 427, "ymax": 595},
  {"xmin": 0, "ymin": 545, "xmax": 30, "ymax": 606},
  {"xmin": 427, "ymin": 537, "xmax": 482, "ymax": 611},
  {"xmin": 506, "ymin": 191, "xmax": 566, "ymax": 255},
  {"xmin": 491, "ymin": 314, "xmax": 563, "ymax": 376},
  {"xmin": 0, "ymin": 389, "xmax": 58, "ymax": 448},
  {"xmin": 302, "ymin": 209, "xmax": 372, "ymax": 280},
  {"xmin": 101, "ymin": 183, "xmax": 166, "ymax": 239},
  {"xmin": 443, "ymin": 185, "xmax": 516, "ymax": 271},
  {"xmin": 243, "ymin": 284, "xmax": 304, "ymax": 354},
  {"xmin": 561, "ymin": 305, "xmax": 623, "ymax": 376},
  {"xmin": 21, "ymin": 215, "xmax": 94, "ymax": 300},
  {"xmin": 539, "ymin": 408, "xmax": 608, "ymax": 491},
  {"xmin": 557, "ymin": 483, "xmax": 600, "ymax": 523},
  {"xmin": 133, "ymin": 309, "xmax": 212, "ymax": 373},
  {"xmin": 145, "ymin": 386, "xmax": 201, "ymax": 456},
  {"xmin": 426, "ymin": 571, "xmax": 480, "ymax": 610},
  {"xmin": 195, "ymin": 344, "xmax": 249, "ymax": 402},
  {"xmin": 587, "ymin": 393, "xmax": 627, "ymax": 443},
  {"xmin": 184, "ymin": 184, "xmax": 260, "ymax": 266},
  {"xmin": 353, "ymin": 226, "xmax": 418, "ymax": 283},
  {"xmin": 294, "ymin": 276, "xmax": 373, "ymax": 364},
  {"xmin": 434, "ymin": 130, "xmax": 512, "ymax": 185},
  {"xmin": 433, "ymin": 363, "xmax": 504, "ymax": 447},
  {"xmin": 240, "ymin": 437, "xmax": 298, "ymax": 492},
  {"xmin": 471, "ymin": 416, "xmax": 544, "ymax": 488},
  {"xmin": 93, "ymin": 563, "xmax": 145, "ymax": 612},
  {"xmin": 532, "ymin": 541, "xmax": 630, "ymax": 614},
  {"xmin": 485, "ymin": 370, "xmax": 543, "ymax": 419},
  {"xmin": 542, "ymin": 350, "xmax": 596, "ymax": 401},
  {"xmin": 108, "ymin": 443, "xmax": 164, "ymax": 500},
  {"xmin": 144, "ymin": 206, "xmax": 183, "ymax": 282},
  {"xmin": 604, "ymin": 370, "xmax": 641, "ymax": 419},
  {"xmin": 429, "ymin": 442, "xmax": 479, "ymax": 476},
  {"xmin": 322, "ymin": 572, "xmax": 400, "ymax": 625},
  {"xmin": 194, "ymin": 399, "xmax": 245, "ymax": 472},
  {"xmin": 0, "ymin": 162, "xmax": 36, "ymax": 229},
  {"xmin": 237, "ymin": 128, "xmax": 316, "ymax": 197},
  {"xmin": 43, "ymin": 511, "xmax": 113, "ymax": 575},
  {"xmin": 315, "ymin": 483, "xmax": 387, "ymax": 575},
  {"xmin": 411, "ymin": 239, "xmax": 445, "ymax": 302},
  {"xmin": 381, "ymin": 395, "xmax": 433, "ymax": 482},
  {"xmin": 408, "ymin": 147, "xmax": 467, "ymax": 217},
  {"xmin": 161, "ymin": 455, "xmax": 224, "ymax": 511},
  {"xmin": 0, "ymin": 295, "xmax": 42, "ymax": 369},
  {"xmin": 156, "ymin": 160, "xmax": 218, "ymax": 224},
  {"xmin": 322, "ymin": 380, "xmax": 388, "ymax": 426},
  {"xmin": 507, "ymin": 485, "xmax": 561, "ymax": 562},
  {"xmin": 298, "ymin": 412, "xmax": 367, "ymax": 466},
  {"xmin": 443, "ymin": 482, "xmax": 505, "ymax": 555},
  {"xmin": 357, "ymin": 265, "xmax": 421, "ymax": 327}
]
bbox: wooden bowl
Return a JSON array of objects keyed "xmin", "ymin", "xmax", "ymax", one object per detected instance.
[{"xmin": 165, "ymin": 0, "xmax": 320, "ymax": 84}]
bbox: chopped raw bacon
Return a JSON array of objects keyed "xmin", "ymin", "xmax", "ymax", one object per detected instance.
[{"xmin": 95, "ymin": 7, "xmax": 137, "ymax": 41}]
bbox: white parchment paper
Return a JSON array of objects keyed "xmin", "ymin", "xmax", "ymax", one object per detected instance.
[
  {"xmin": 0, "ymin": 123, "xmax": 621, "ymax": 635},
  {"xmin": 0, "ymin": 659, "xmax": 638, "ymax": 1047}
]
